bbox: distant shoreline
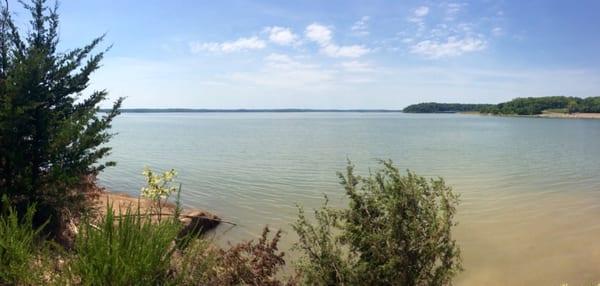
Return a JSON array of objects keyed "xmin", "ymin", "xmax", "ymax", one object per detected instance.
[
  {"xmin": 537, "ymin": 112, "xmax": 600, "ymax": 119},
  {"xmin": 101, "ymin": 108, "xmax": 405, "ymax": 113},
  {"xmin": 459, "ymin": 112, "xmax": 600, "ymax": 120}
]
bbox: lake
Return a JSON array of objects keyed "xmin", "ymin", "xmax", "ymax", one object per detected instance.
[{"xmin": 99, "ymin": 112, "xmax": 600, "ymax": 285}]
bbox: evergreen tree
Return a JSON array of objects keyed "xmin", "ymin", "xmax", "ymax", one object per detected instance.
[{"xmin": 0, "ymin": 0, "xmax": 122, "ymax": 234}]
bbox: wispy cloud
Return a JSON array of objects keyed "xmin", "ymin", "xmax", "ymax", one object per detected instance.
[
  {"xmin": 411, "ymin": 36, "xmax": 486, "ymax": 58},
  {"xmin": 401, "ymin": 3, "xmax": 493, "ymax": 59},
  {"xmin": 263, "ymin": 26, "xmax": 298, "ymax": 46},
  {"xmin": 231, "ymin": 53, "xmax": 335, "ymax": 88},
  {"xmin": 444, "ymin": 3, "xmax": 466, "ymax": 21},
  {"xmin": 264, "ymin": 53, "xmax": 313, "ymax": 70},
  {"xmin": 414, "ymin": 6, "xmax": 430, "ymax": 17},
  {"xmin": 305, "ymin": 23, "xmax": 370, "ymax": 58},
  {"xmin": 339, "ymin": 61, "xmax": 374, "ymax": 72},
  {"xmin": 492, "ymin": 27, "xmax": 503, "ymax": 36},
  {"xmin": 189, "ymin": 36, "xmax": 266, "ymax": 53},
  {"xmin": 408, "ymin": 5, "xmax": 430, "ymax": 33},
  {"xmin": 351, "ymin": 16, "xmax": 370, "ymax": 36},
  {"xmin": 321, "ymin": 44, "xmax": 370, "ymax": 58}
]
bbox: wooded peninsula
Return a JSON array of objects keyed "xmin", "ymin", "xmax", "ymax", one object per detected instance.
[{"xmin": 403, "ymin": 96, "xmax": 600, "ymax": 115}]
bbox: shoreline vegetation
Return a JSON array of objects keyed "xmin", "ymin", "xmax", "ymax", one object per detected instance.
[{"xmin": 403, "ymin": 96, "xmax": 600, "ymax": 118}]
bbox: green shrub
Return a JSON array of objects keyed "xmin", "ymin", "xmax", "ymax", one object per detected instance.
[
  {"xmin": 293, "ymin": 199, "xmax": 355, "ymax": 285},
  {"xmin": 293, "ymin": 160, "xmax": 462, "ymax": 286},
  {"xmin": 0, "ymin": 199, "xmax": 49, "ymax": 285},
  {"xmin": 70, "ymin": 205, "xmax": 181, "ymax": 285}
]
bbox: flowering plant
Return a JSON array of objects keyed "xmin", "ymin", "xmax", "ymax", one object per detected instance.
[{"xmin": 141, "ymin": 167, "xmax": 178, "ymax": 220}]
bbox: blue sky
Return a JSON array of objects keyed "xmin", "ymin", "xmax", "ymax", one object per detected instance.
[{"xmin": 8, "ymin": 0, "xmax": 600, "ymax": 108}]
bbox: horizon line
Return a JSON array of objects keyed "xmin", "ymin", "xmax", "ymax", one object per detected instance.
[{"xmin": 101, "ymin": 108, "xmax": 406, "ymax": 113}]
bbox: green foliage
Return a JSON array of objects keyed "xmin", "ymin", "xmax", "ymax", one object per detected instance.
[
  {"xmin": 477, "ymin": 96, "xmax": 600, "ymax": 115},
  {"xmin": 408, "ymin": 96, "xmax": 600, "ymax": 115},
  {"xmin": 0, "ymin": 198, "xmax": 49, "ymax": 285},
  {"xmin": 403, "ymin": 103, "xmax": 493, "ymax": 113},
  {"xmin": 482, "ymin": 96, "xmax": 580, "ymax": 115},
  {"xmin": 293, "ymin": 160, "xmax": 462, "ymax": 286},
  {"xmin": 70, "ymin": 205, "xmax": 181, "ymax": 285},
  {"xmin": 292, "ymin": 198, "xmax": 354, "ymax": 285},
  {"xmin": 0, "ymin": 0, "xmax": 122, "ymax": 234},
  {"xmin": 568, "ymin": 96, "xmax": 600, "ymax": 113}
]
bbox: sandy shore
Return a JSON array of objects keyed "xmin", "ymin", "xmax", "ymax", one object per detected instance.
[
  {"xmin": 460, "ymin": 112, "xmax": 600, "ymax": 119},
  {"xmin": 94, "ymin": 191, "xmax": 173, "ymax": 216},
  {"xmin": 538, "ymin": 112, "xmax": 600, "ymax": 119},
  {"xmin": 93, "ymin": 190, "xmax": 219, "ymax": 224}
]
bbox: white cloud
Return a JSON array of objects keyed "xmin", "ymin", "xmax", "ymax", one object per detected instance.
[
  {"xmin": 411, "ymin": 36, "xmax": 486, "ymax": 58},
  {"xmin": 400, "ymin": 2, "xmax": 496, "ymax": 59},
  {"xmin": 305, "ymin": 22, "xmax": 370, "ymax": 58},
  {"xmin": 408, "ymin": 6, "xmax": 429, "ymax": 29},
  {"xmin": 264, "ymin": 26, "xmax": 298, "ymax": 46},
  {"xmin": 321, "ymin": 44, "xmax": 370, "ymax": 58},
  {"xmin": 351, "ymin": 16, "xmax": 369, "ymax": 36},
  {"xmin": 189, "ymin": 36, "xmax": 266, "ymax": 53},
  {"xmin": 414, "ymin": 6, "xmax": 430, "ymax": 17},
  {"xmin": 305, "ymin": 23, "xmax": 332, "ymax": 45}
]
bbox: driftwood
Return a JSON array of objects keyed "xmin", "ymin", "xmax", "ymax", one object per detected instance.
[{"xmin": 110, "ymin": 212, "xmax": 237, "ymax": 226}]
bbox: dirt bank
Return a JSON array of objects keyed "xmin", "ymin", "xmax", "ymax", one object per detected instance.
[{"xmin": 93, "ymin": 190, "xmax": 221, "ymax": 234}]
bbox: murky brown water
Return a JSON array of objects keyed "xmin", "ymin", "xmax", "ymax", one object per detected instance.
[{"xmin": 100, "ymin": 112, "xmax": 600, "ymax": 285}]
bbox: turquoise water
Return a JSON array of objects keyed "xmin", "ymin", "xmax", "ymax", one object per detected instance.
[{"xmin": 99, "ymin": 112, "xmax": 600, "ymax": 285}]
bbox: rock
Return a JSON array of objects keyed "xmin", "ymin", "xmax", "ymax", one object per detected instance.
[{"xmin": 178, "ymin": 210, "xmax": 220, "ymax": 238}]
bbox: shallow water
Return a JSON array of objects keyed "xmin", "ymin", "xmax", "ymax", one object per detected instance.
[{"xmin": 99, "ymin": 112, "xmax": 600, "ymax": 285}]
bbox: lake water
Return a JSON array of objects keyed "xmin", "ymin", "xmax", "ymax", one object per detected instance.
[{"xmin": 99, "ymin": 112, "xmax": 600, "ymax": 285}]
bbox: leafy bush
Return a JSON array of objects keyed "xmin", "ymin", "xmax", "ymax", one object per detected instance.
[
  {"xmin": 176, "ymin": 227, "xmax": 292, "ymax": 286},
  {"xmin": 0, "ymin": 0, "xmax": 122, "ymax": 234},
  {"xmin": 293, "ymin": 199, "xmax": 355, "ymax": 285},
  {"xmin": 293, "ymin": 160, "xmax": 462, "ymax": 286},
  {"xmin": 0, "ymin": 199, "xmax": 49, "ymax": 285},
  {"xmin": 69, "ymin": 205, "xmax": 181, "ymax": 285}
]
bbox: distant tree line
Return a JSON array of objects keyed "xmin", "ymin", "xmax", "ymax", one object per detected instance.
[
  {"xmin": 405, "ymin": 96, "xmax": 600, "ymax": 115},
  {"xmin": 479, "ymin": 96, "xmax": 600, "ymax": 115},
  {"xmin": 402, "ymin": 103, "xmax": 494, "ymax": 113},
  {"xmin": 101, "ymin": 108, "xmax": 404, "ymax": 113}
]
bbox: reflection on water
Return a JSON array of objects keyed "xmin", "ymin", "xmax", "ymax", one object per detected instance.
[{"xmin": 99, "ymin": 112, "xmax": 600, "ymax": 285}]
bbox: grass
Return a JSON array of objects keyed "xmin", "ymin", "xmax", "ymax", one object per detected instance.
[
  {"xmin": 69, "ymin": 204, "xmax": 182, "ymax": 285},
  {"xmin": 0, "ymin": 199, "xmax": 49, "ymax": 285}
]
